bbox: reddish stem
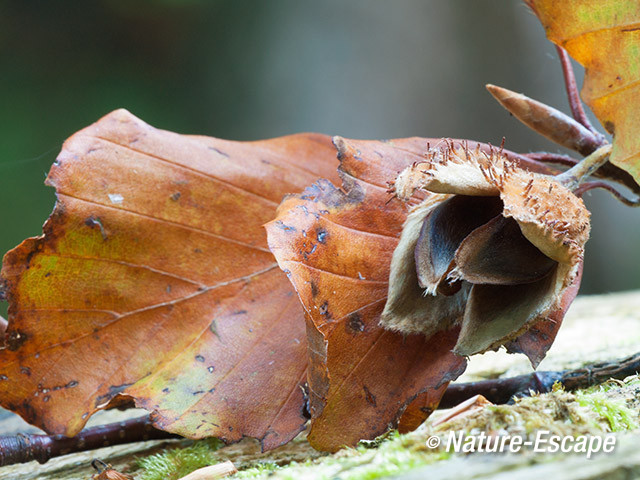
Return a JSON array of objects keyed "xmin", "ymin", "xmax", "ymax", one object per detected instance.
[
  {"xmin": 556, "ymin": 46, "xmax": 599, "ymax": 135},
  {"xmin": 575, "ymin": 180, "xmax": 640, "ymax": 206},
  {"xmin": 525, "ymin": 152, "xmax": 577, "ymax": 168}
]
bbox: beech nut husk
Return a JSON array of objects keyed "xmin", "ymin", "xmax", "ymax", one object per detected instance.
[{"xmin": 381, "ymin": 140, "xmax": 588, "ymax": 356}]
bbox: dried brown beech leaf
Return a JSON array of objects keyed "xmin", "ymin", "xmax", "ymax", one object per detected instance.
[
  {"xmin": 266, "ymin": 138, "xmax": 465, "ymax": 452},
  {"xmin": 266, "ymin": 137, "xmax": 554, "ymax": 451},
  {"xmin": 386, "ymin": 142, "xmax": 588, "ymax": 357},
  {"xmin": 0, "ymin": 109, "xmax": 339, "ymax": 450}
]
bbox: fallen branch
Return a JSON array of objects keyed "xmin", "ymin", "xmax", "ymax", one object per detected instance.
[
  {"xmin": 440, "ymin": 351, "xmax": 640, "ymax": 408},
  {"xmin": 2, "ymin": 352, "xmax": 640, "ymax": 467},
  {"xmin": 0, "ymin": 415, "xmax": 177, "ymax": 467}
]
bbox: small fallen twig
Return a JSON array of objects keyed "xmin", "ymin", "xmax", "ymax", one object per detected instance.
[
  {"xmin": 2, "ymin": 351, "xmax": 640, "ymax": 467},
  {"xmin": 439, "ymin": 351, "xmax": 640, "ymax": 408},
  {"xmin": 0, "ymin": 414, "xmax": 177, "ymax": 467}
]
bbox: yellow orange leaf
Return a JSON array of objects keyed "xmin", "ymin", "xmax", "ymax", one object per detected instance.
[
  {"xmin": 528, "ymin": 0, "xmax": 640, "ymax": 182},
  {"xmin": 0, "ymin": 109, "xmax": 338, "ymax": 450}
]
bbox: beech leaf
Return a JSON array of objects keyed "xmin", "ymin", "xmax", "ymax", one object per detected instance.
[
  {"xmin": 0, "ymin": 109, "xmax": 339, "ymax": 450},
  {"xmin": 528, "ymin": 0, "xmax": 640, "ymax": 184},
  {"xmin": 266, "ymin": 136, "xmax": 470, "ymax": 452}
]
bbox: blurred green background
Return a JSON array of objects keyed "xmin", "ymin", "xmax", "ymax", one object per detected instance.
[{"xmin": 0, "ymin": 0, "xmax": 638, "ymax": 320}]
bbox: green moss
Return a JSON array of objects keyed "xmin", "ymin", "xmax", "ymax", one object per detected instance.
[
  {"xmin": 232, "ymin": 462, "xmax": 281, "ymax": 478},
  {"xmin": 135, "ymin": 438, "xmax": 225, "ymax": 480},
  {"xmin": 577, "ymin": 390, "xmax": 638, "ymax": 432}
]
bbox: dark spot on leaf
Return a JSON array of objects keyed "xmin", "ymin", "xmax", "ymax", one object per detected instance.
[
  {"xmin": 66, "ymin": 380, "xmax": 79, "ymax": 389},
  {"xmin": 363, "ymin": 386, "xmax": 377, "ymax": 407},
  {"xmin": 301, "ymin": 242, "xmax": 318, "ymax": 260},
  {"xmin": 347, "ymin": 313, "xmax": 365, "ymax": 334},
  {"xmin": 208, "ymin": 366, "xmax": 215, "ymax": 373},
  {"xmin": 0, "ymin": 375, "xmax": 7, "ymax": 381},
  {"xmin": 162, "ymin": 387, "xmax": 170, "ymax": 393},
  {"xmin": 6, "ymin": 331, "xmax": 28, "ymax": 351},
  {"xmin": 84, "ymin": 216, "xmax": 108, "ymax": 240},
  {"xmin": 23, "ymin": 240, "xmax": 44, "ymax": 269},
  {"xmin": 43, "ymin": 395, "xmax": 51, "ymax": 403},
  {"xmin": 232, "ymin": 310, "xmax": 248, "ymax": 315},
  {"xmin": 310, "ymin": 281, "xmax": 319, "ymax": 298},
  {"xmin": 17, "ymin": 400, "xmax": 38, "ymax": 424},
  {"xmin": 195, "ymin": 355, "xmax": 205, "ymax": 362},
  {"xmin": 419, "ymin": 406, "xmax": 433, "ymax": 415},
  {"xmin": 604, "ymin": 120, "xmax": 615, "ymax": 134},
  {"xmin": 316, "ymin": 228, "xmax": 328, "ymax": 244},
  {"xmin": 20, "ymin": 366, "xmax": 31, "ymax": 376},
  {"xmin": 170, "ymin": 192, "xmax": 181, "ymax": 201},
  {"xmin": 319, "ymin": 301, "xmax": 330, "ymax": 317}
]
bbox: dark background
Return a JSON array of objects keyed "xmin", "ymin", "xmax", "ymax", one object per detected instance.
[{"xmin": 1, "ymin": 0, "xmax": 638, "ymax": 319}]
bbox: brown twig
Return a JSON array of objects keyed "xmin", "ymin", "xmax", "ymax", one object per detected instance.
[
  {"xmin": 439, "ymin": 371, "xmax": 563, "ymax": 408},
  {"xmin": 440, "ymin": 351, "xmax": 640, "ymax": 409},
  {"xmin": 0, "ymin": 415, "xmax": 178, "ymax": 467}
]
